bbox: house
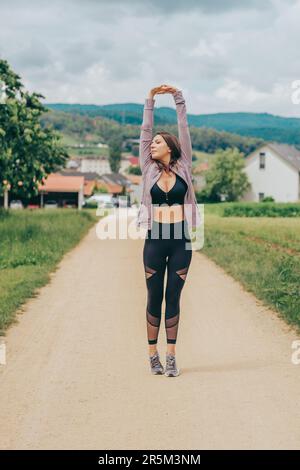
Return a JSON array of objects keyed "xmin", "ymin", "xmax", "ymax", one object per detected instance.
[
  {"xmin": 242, "ymin": 142, "xmax": 300, "ymax": 202},
  {"xmin": 68, "ymin": 154, "xmax": 138, "ymax": 175},
  {"xmin": 60, "ymin": 170, "xmax": 135, "ymax": 201},
  {"xmin": 58, "ymin": 170, "xmax": 101, "ymax": 197},
  {"xmin": 78, "ymin": 156, "xmax": 111, "ymax": 175},
  {"xmin": 0, "ymin": 173, "xmax": 86, "ymax": 209},
  {"xmin": 38, "ymin": 173, "xmax": 85, "ymax": 208},
  {"xmin": 97, "ymin": 172, "xmax": 135, "ymax": 203}
]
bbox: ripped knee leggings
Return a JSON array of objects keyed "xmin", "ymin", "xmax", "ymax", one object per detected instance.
[{"xmin": 143, "ymin": 219, "xmax": 193, "ymax": 345}]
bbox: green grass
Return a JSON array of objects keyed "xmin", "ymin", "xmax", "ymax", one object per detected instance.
[
  {"xmin": 201, "ymin": 202, "xmax": 233, "ymax": 216},
  {"xmin": 0, "ymin": 209, "xmax": 98, "ymax": 335},
  {"xmin": 60, "ymin": 133, "xmax": 80, "ymax": 146},
  {"xmin": 200, "ymin": 212, "xmax": 300, "ymax": 333}
]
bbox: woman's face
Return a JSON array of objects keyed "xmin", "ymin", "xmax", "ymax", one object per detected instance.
[{"xmin": 150, "ymin": 134, "xmax": 170, "ymax": 161}]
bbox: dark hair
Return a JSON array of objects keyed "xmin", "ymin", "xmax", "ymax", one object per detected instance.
[{"xmin": 155, "ymin": 131, "xmax": 181, "ymax": 171}]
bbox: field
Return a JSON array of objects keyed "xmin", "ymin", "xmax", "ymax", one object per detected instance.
[
  {"xmin": 0, "ymin": 209, "xmax": 98, "ymax": 334},
  {"xmin": 201, "ymin": 205, "xmax": 300, "ymax": 333}
]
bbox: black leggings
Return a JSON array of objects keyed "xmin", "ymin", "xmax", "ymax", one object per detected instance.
[{"xmin": 143, "ymin": 219, "xmax": 192, "ymax": 345}]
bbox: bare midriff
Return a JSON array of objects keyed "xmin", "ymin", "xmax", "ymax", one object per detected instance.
[
  {"xmin": 152, "ymin": 170, "xmax": 185, "ymax": 223},
  {"xmin": 153, "ymin": 205, "xmax": 185, "ymax": 223}
]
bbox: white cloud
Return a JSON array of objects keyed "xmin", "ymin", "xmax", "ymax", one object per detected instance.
[
  {"xmin": 215, "ymin": 79, "xmax": 268, "ymax": 104},
  {"xmin": 0, "ymin": 0, "xmax": 299, "ymax": 116}
]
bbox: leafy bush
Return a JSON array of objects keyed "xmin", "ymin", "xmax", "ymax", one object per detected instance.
[
  {"xmin": 83, "ymin": 202, "xmax": 98, "ymax": 209},
  {"xmin": 262, "ymin": 196, "xmax": 275, "ymax": 202},
  {"xmin": 223, "ymin": 203, "xmax": 300, "ymax": 217}
]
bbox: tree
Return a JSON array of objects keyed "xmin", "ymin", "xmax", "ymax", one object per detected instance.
[
  {"xmin": 108, "ymin": 136, "xmax": 122, "ymax": 173},
  {"xmin": 0, "ymin": 59, "xmax": 68, "ymax": 207},
  {"xmin": 199, "ymin": 147, "xmax": 250, "ymax": 202}
]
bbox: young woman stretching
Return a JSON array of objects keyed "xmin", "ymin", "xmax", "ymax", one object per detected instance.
[{"xmin": 137, "ymin": 84, "xmax": 201, "ymax": 377}]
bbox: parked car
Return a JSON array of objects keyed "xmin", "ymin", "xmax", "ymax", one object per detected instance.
[
  {"xmin": 63, "ymin": 200, "xmax": 77, "ymax": 208},
  {"xmin": 9, "ymin": 200, "xmax": 24, "ymax": 209},
  {"xmin": 84, "ymin": 194, "xmax": 113, "ymax": 206},
  {"xmin": 44, "ymin": 200, "xmax": 58, "ymax": 209},
  {"xmin": 27, "ymin": 204, "xmax": 40, "ymax": 210}
]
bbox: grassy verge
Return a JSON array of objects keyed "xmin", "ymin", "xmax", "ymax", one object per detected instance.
[
  {"xmin": 200, "ymin": 212, "xmax": 300, "ymax": 334},
  {"xmin": 0, "ymin": 209, "xmax": 98, "ymax": 335}
]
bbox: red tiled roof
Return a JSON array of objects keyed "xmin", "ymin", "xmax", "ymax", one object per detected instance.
[
  {"xmin": 129, "ymin": 156, "xmax": 139, "ymax": 165},
  {"xmin": 97, "ymin": 181, "xmax": 123, "ymax": 194},
  {"xmin": 83, "ymin": 180, "xmax": 96, "ymax": 196},
  {"xmin": 38, "ymin": 173, "xmax": 84, "ymax": 192}
]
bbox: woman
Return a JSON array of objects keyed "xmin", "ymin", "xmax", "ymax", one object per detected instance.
[{"xmin": 137, "ymin": 84, "xmax": 201, "ymax": 377}]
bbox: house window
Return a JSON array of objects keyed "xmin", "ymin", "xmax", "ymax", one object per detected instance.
[
  {"xmin": 258, "ymin": 192, "xmax": 265, "ymax": 201},
  {"xmin": 259, "ymin": 152, "xmax": 265, "ymax": 169}
]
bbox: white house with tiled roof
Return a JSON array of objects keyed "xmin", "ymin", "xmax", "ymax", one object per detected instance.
[{"xmin": 242, "ymin": 142, "xmax": 300, "ymax": 202}]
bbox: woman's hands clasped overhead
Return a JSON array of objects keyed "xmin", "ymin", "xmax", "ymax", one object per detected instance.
[{"xmin": 148, "ymin": 84, "xmax": 179, "ymax": 99}]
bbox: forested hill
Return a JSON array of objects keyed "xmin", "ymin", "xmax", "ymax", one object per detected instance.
[{"xmin": 45, "ymin": 102, "xmax": 300, "ymax": 145}]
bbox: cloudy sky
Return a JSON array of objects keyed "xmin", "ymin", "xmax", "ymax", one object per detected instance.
[{"xmin": 1, "ymin": 0, "xmax": 300, "ymax": 116}]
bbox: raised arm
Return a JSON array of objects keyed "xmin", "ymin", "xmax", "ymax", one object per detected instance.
[
  {"xmin": 173, "ymin": 90, "xmax": 192, "ymax": 171},
  {"xmin": 139, "ymin": 96, "xmax": 155, "ymax": 173}
]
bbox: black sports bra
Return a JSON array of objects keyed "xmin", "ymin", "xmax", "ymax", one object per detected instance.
[{"xmin": 150, "ymin": 173, "xmax": 188, "ymax": 206}]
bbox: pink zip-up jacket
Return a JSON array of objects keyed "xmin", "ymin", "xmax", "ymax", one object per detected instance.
[{"xmin": 136, "ymin": 89, "xmax": 202, "ymax": 237}]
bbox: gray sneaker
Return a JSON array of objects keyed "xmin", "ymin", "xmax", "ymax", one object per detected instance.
[
  {"xmin": 149, "ymin": 352, "xmax": 164, "ymax": 375},
  {"xmin": 165, "ymin": 353, "xmax": 180, "ymax": 377}
]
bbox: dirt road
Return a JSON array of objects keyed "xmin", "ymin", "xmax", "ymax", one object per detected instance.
[{"xmin": 1, "ymin": 210, "xmax": 300, "ymax": 450}]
